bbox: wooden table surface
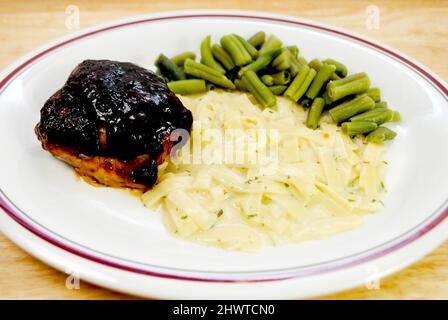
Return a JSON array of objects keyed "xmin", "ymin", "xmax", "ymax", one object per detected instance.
[{"xmin": 1, "ymin": 0, "xmax": 447, "ymax": 300}]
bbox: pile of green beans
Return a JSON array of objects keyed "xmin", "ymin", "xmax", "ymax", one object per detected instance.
[{"xmin": 154, "ymin": 31, "xmax": 401, "ymax": 142}]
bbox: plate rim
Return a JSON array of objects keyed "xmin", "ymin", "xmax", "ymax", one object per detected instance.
[{"xmin": 1, "ymin": 9, "xmax": 448, "ymax": 285}]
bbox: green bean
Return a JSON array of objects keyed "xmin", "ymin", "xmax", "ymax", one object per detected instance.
[
  {"xmin": 374, "ymin": 102, "xmax": 401, "ymax": 123},
  {"xmin": 288, "ymin": 52, "xmax": 303, "ymax": 76},
  {"xmin": 322, "ymin": 91, "xmax": 333, "ymax": 105},
  {"xmin": 261, "ymin": 71, "xmax": 291, "ymax": 86},
  {"xmin": 365, "ymin": 87, "xmax": 381, "ymax": 102},
  {"xmin": 211, "ymin": 44, "xmax": 235, "ymax": 70},
  {"xmin": 306, "ymin": 97, "xmax": 326, "ymax": 129},
  {"xmin": 286, "ymin": 45, "xmax": 299, "ymax": 57},
  {"xmin": 238, "ymin": 48, "xmax": 282, "ymax": 76},
  {"xmin": 329, "ymin": 95, "xmax": 375, "ymax": 123},
  {"xmin": 373, "ymin": 105, "xmax": 400, "ymax": 123},
  {"xmin": 259, "ymin": 35, "xmax": 283, "ymax": 56},
  {"xmin": 322, "ymin": 58, "xmax": 348, "ymax": 77},
  {"xmin": 272, "ymin": 48, "xmax": 291, "ymax": 71},
  {"xmin": 306, "ymin": 63, "xmax": 336, "ymax": 99},
  {"xmin": 167, "ymin": 79, "xmax": 207, "ymax": 95},
  {"xmin": 284, "ymin": 47, "xmax": 305, "ymax": 76},
  {"xmin": 200, "ymin": 35, "xmax": 226, "ymax": 74},
  {"xmin": 375, "ymin": 101, "xmax": 388, "ymax": 109},
  {"xmin": 155, "ymin": 54, "xmax": 186, "ymax": 80},
  {"xmin": 284, "ymin": 65, "xmax": 310, "ymax": 100},
  {"xmin": 391, "ymin": 111, "xmax": 401, "ymax": 122},
  {"xmin": 365, "ymin": 127, "xmax": 397, "ymax": 143},
  {"xmin": 289, "ymin": 62, "xmax": 301, "ymax": 77},
  {"xmin": 234, "ymin": 79, "xmax": 247, "ymax": 91},
  {"xmin": 273, "ymin": 71, "xmax": 290, "ymax": 84},
  {"xmin": 248, "ymin": 31, "xmax": 266, "ymax": 48},
  {"xmin": 331, "ymin": 74, "xmax": 342, "ymax": 81},
  {"xmin": 241, "ymin": 70, "xmax": 276, "ymax": 108},
  {"xmin": 184, "ymin": 59, "xmax": 235, "ymax": 89},
  {"xmin": 234, "ymin": 34, "xmax": 258, "ymax": 59},
  {"xmin": 220, "ymin": 34, "xmax": 252, "ymax": 66},
  {"xmin": 171, "ymin": 52, "xmax": 196, "ymax": 66},
  {"xmin": 261, "ymin": 74, "xmax": 274, "ymax": 86},
  {"xmin": 349, "ymin": 108, "xmax": 394, "ymax": 125},
  {"xmin": 284, "ymin": 65, "xmax": 317, "ymax": 102},
  {"xmin": 342, "ymin": 121, "xmax": 378, "ymax": 137},
  {"xmin": 326, "ymin": 72, "xmax": 370, "ymax": 102},
  {"xmin": 308, "ymin": 58, "xmax": 340, "ymax": 80},
  {"xmin": 297, "ymin": 56, "xmax": 308, "ymax": 66},
  {"xmin": 328, "ymin": 72, "xmax": 367, "ymax": 86},
  {"xmin": 308, "ymin": 58, "xmax": 323, "ymax": 71},
  {"xmin": 268, "ymin": 85, "xmax": 287, "ymax": 95}
]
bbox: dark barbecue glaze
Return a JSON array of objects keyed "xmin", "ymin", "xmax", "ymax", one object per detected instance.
[{"xmin": 36, "ymin": 59, "xmax": 193, "ymax": 187}]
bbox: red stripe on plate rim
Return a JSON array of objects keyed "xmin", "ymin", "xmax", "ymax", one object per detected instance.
[{"xmin": 1, "ymin": 13, "xmax": 448, "ymax": 283}]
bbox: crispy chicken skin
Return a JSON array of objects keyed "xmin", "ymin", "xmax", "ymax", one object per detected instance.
[{"xmin": 35, "ymin": 60, "xmax": 192, "ymax": 189}]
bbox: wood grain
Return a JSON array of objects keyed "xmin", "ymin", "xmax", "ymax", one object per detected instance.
[{"xmin": 0, "ymin": 0, "xmax": 447, "ymax": 300}]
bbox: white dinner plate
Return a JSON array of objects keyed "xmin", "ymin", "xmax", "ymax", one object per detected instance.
[{"xmin": 1, "ymin": 10, "xmax": 448, "ymax": 299}]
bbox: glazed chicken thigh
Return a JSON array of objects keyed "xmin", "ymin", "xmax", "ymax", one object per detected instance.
[{"xmin": 35, "ymin": 60, "xmax": 193, "ymax": 189}]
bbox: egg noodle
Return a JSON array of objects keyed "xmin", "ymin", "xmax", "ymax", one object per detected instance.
[{"xmin": 141, "ymin": 91, "xmax": 388, "ymax": 251}]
